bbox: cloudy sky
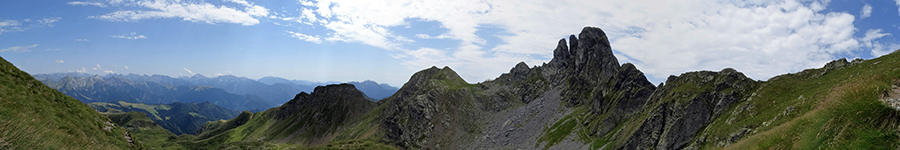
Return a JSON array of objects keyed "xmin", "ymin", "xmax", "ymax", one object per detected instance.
[{"xmin": 1, "ymin": 0, "xmax": 899, "ymax": 86}]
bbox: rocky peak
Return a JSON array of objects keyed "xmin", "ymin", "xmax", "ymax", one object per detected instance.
[
  {"xmin": 510, "ymin": 62, "xmax": 530, "ymax": 81},
  {"xmin": 400, "ymin": 66, "xmax": 466, "ymax": 91},
  {"xmin": 550, "ymin": 38, "xmax": 570, "ymax": 69},
  {"xmin": 573, "ymin": 26, "xmax": 619, "ymax": 75},
  {"xmin": 569, "ymin": 34, "xmax": 579, "ymax": 55},
  {"xmin": 276, "ymin": 83, "xmax": 371, "ymax": 120},
  {"xmin": 824, "ymin": 58, "xmax": 850, "ymax": 71}
]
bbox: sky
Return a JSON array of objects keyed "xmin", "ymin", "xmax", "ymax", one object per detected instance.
[{"xmin": 1, "ymin": 0, "xmax": 899, "ymax": 87}]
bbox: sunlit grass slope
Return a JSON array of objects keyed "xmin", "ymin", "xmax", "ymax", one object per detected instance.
[{"xmin": 0, "ymin": 56, "xmax": 135, "ymax": 149}]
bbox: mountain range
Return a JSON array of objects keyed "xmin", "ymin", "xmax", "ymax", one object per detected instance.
[
  {"xmin": 35, "ymin": 73, "xmax": 400, "ymax": 104},
  {"xmin": 3, "ymin": 26, "xmax": 900, "ymax": 149},
  {"xmin": 36, "ymin": 75, "xmax": 276, "ymax": 111}
]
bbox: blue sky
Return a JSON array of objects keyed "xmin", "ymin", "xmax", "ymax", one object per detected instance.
[{"xmin": 1, "ymin": 0, "xmax": 899, "ymax": 86}]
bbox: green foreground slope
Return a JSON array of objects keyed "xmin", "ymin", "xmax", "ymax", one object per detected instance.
[{"xmin": 0, "ymin": 56, "xmax": 136, "ymax": 149}]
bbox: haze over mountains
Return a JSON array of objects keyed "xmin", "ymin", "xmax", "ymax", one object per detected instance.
[{"xmin": 34, "ymin": 73, "xmax": 399, "ymax": 109}]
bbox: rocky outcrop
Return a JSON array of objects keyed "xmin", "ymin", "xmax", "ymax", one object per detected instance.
[
  {"xmin": 273, "ymin": 83, "xmax": 375, "ymax": 139},
  {"xmin": 622, "ymin": 68, "xmax": 757, "ymax": 150},
  {"xmin": 381, "ymin": 66, "xmax": 483, "ymax": 149}
]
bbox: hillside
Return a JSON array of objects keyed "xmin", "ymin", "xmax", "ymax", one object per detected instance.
[
  {"xmin": 38, "ymin": 75, "xmax": 275, "ymax": 111},
  {"xmin": 103, "ymin": 111, "xmax": 187, "ymax": 149},
  {"xmin": 90, "ymin": 101, "xmax": 241, "ymax": 135},
  {"xmin": 0, "ymin": 56, "xmax": 136, "ymax": 149}
]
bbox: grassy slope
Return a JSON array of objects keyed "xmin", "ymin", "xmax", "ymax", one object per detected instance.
[
  {"xmin": 105, "ymin": 111, "xmax": 187, "ymax": 149},
  {"xmin": 712, "ymin": 51, "xmax": 900, "ymax": 149},
  {"xmin": 0, "ymin": 56, "xmax": 134, "ymax": 149}
]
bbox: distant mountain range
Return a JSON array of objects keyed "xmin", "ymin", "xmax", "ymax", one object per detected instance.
[
  {"xmin": 36, "ymin": 75, "xmax": 275, "ymax": 111},
  {"xmin": 35, "ymin": 73, "xmax": 400, "ymax": 104},
  {"xmin": 258, "ymin": 76, "xmax": 398, "ymax": 100}
]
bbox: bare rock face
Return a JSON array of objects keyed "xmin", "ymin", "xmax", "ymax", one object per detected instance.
[
  {"xmin": 622, "ymin": 68, "xmax": 757, "ymax": 150},
  {"xmin": 381, "ymin": 66, "xmax": 481, "ymax": 149}
]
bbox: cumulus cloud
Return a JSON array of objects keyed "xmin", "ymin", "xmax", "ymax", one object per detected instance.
[
  {"xmin": 112, "ymin": 32, "xmax": 147, "ymax": 39},
  {"xmin": 897, "ymin": 0, "xmax": 900, "ymax": 16},
  {"xmin": 85, "ymin": 0, "xmax": 269, "ymax": 26},
  {"xmin": 67, "ymin": 1, "xmax": 107, "ymax": 7},
  {"xmin": 283, "ymin": 0, "xmax": 882, "ymax": 83},
  {"xmin": 862, "ymin": 29, "xmax": 899, "ymax": 56},
  {"xmin": 38, "ymin": 17, "xmax": 61, "ymax": 27},
  {"xmin": 76, "ymin": 67, "xmax": 88, "ymax": 73},
  {"xmin": 104, "ymin": 70, "xmax": 115, "ymax": 74},
  {"xmin": 287, "ymin": 31, "xmax": 322, "ymax": 44},
  {"xmin": 0, "ymin": 17, "xmax": 60, "ymax": 34},
  {"xmin": 183, "ymin": 67, "xmax": 194, "ymax": 75},
  {"xmin": 0, "ymin": 44, "xmax": 38, "ymax": 53},
  {"xmin": 125, "ymin": 65, "xmax": 129, "ymax": 69},
  {"xmin": 92, "ymin": 64, "xmax": 104, "ymax": 70},
  {"xmin": 55, "ymin": 60, "xmax": 65, "ymax": 63},
  {"xmin": 0, "ymin": 19, "xmax": 23, "ymax": 34},
  {"xmin": 860, "ymin": 4, "xmax": 872, "ymax": 18},
  {"xmin": 75, "ymin": 38, "xmax": 89, "ymax": 42}
]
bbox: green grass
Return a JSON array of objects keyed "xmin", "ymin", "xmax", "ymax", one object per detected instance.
[
  {"xmin": 710, "ymin": 51, "xmax": 900, "ymax": 149},
  {"xmin": 537, "ymin": 106, "xmax": 589, "ymax": 149},
  {"xmin": 106, "ymin": 111, "xmax": 186, "ymax": 149},
  {"xmin": 0, "ymin": 56, "xmax": 135, "ymax": 149}
]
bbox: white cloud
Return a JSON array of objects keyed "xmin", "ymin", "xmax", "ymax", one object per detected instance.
[
  {"xmin": 283, "ymin": 0, "xmax": 885, "ymax": 83},
  {"xmin": 125, "ymin": 65, "xmax": 129, "ymax": 69},
  {"xmin": 87, "ymin": 0, "xmax": 269, "ymax": 26},
  {"xmin": 112, "ymin": 32, "xmax": 147, "ymax": 39},
  {"xmin": 38, "ymin": 17, "xmax": 61, "ymax": 27},
  {"xmin": 897, "ymin": 0, "xmax": 900, "ymax": 16},
  {"xmin": 0, "ymin": 19, "xmax": 23, "ymax": 34},
  {"xmin": 287, "ymin": 31, "xmax": 322, "ymax": 44},
  {"xmin": 862, "ymin": 29, "xmax": 890, "ymax": 43},
  {"xmin": 0, "ymin": 44, "xmax": 38, "ymax": 53},
  {"xmin": 67, "ymin": 1, "xmax": 107, "ymax": 7},
  {"xmin": 75, "ymin": 39, "xmax": 89, "ymax": 42},
  {"xmin": 55, "ymin": 60, "xmax": 65, "ymax": 63},
  {"xmin": 415, "ymin": 34, "xmax": 452, "ymax": 39},
  {"xmin": 860, "ymin": 4, "xmax": 872, "ymax": 18},
  {"xmin": 184, "ymin": 67, "xmax": 194, "ymax": 75},
  {"xmin": 104, "ymin": 70, "xmax": 115, "ymax": 74},
  {"xmin": 76, "ymin": 67, "xmax": 88, "ymax": 73},
  {"xmin": 862, "ymin": 29, "xmax": 898, "ymax": 56},
  {"xmin": 92, "ymin": 64, "xmax": 104, "ymax": 70},
  {"xmin": 0, "ymin": 17, "xmax": 61, "ymax": 34}
]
